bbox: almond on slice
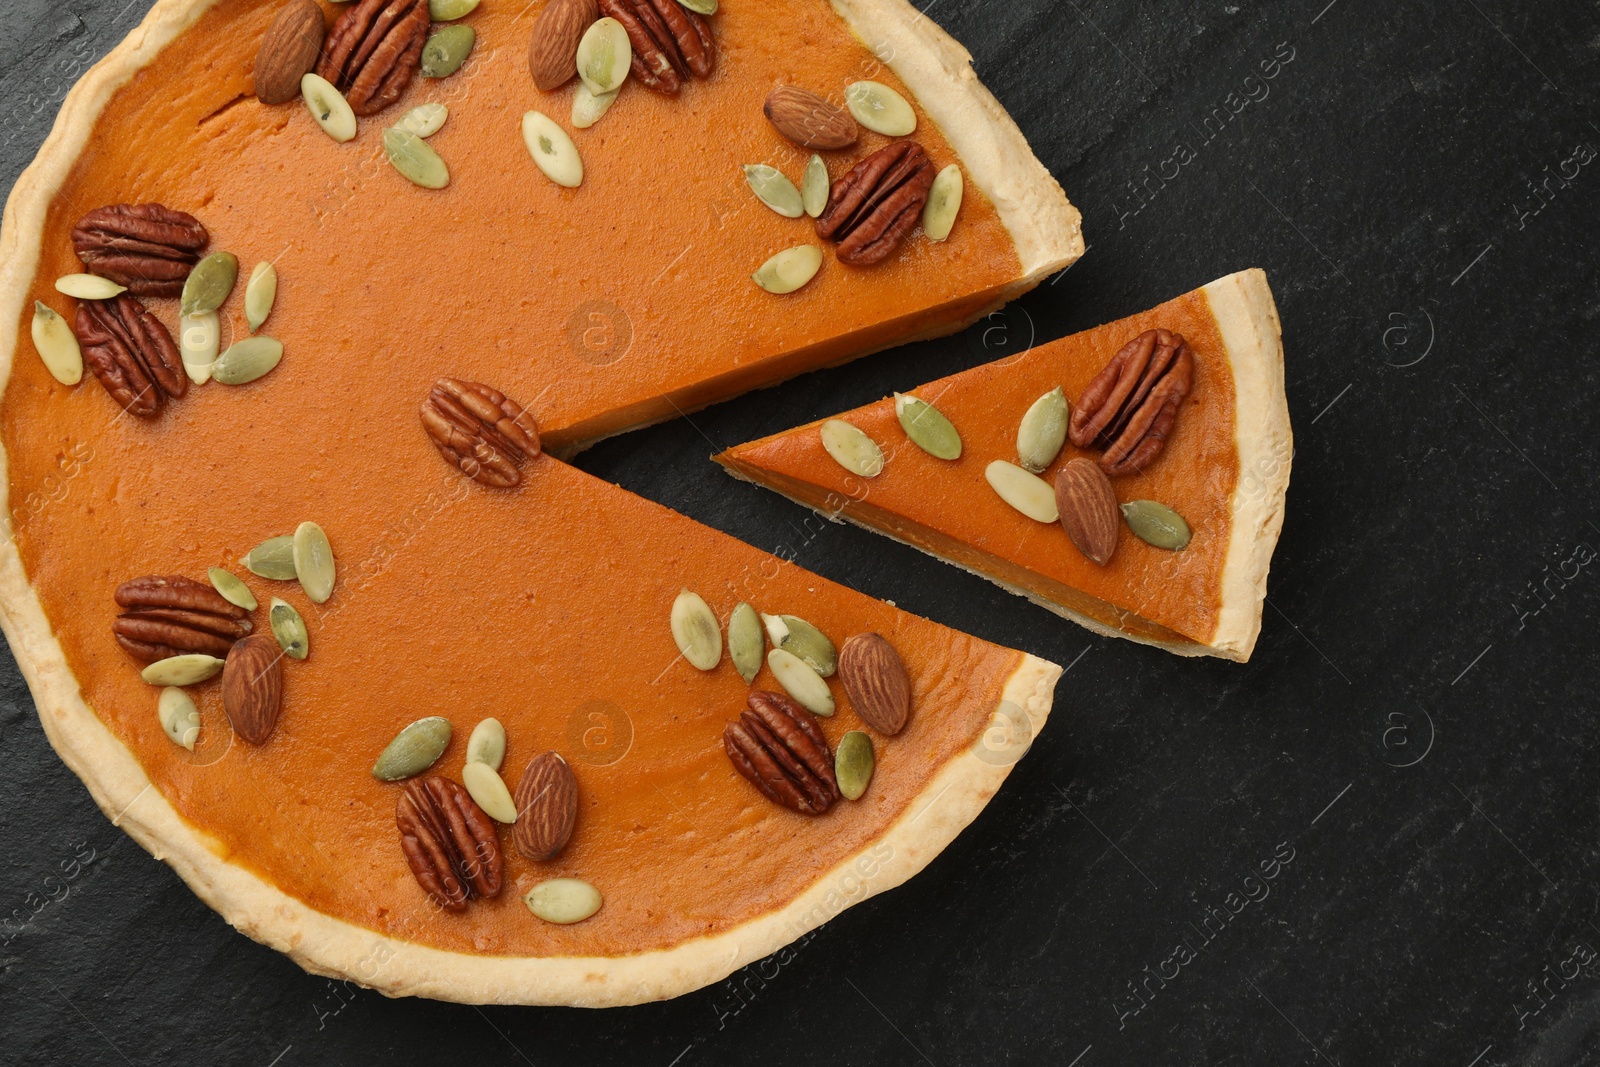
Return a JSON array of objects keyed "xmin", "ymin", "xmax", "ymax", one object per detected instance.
[
  {"xmin": 764, "ymin": 86, "xmax": 858, "ymax": 150},
  {"xmin": 1054, "ymin": 457, "xmax": 1120, "ymax": 566},
  {"xmin": 514, "ymin": 751, "xmax": 579, "ymax": 861},
  {"xmin": 838, "ymin": 633, "xmax": 912, "ymax": 735},
  {"xmin": 529, "ymin": 0, "xmax": 600, "ymax": 91},
  {"xmin": 254, "ymin": 0, "xmax": 326, "ymax": 106},
  {"xmin": 222, "ymin": 633, "xmax": 284, "ymax": 745}
]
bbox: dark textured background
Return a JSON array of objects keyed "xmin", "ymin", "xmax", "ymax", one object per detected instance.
[{"xmin": 3, "ymin": 1, "xmax": 1599, "ymax": 1064}]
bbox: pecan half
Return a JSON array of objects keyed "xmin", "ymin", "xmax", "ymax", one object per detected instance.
[
  {"xmin": 724, "ymin": 690, "xmax": 839, "ymax": 815},
  {"xmin": 1069, "ymin": 329, "xmax": 1196, "ymax": 476},
  {"xmin": 597, "ymin": 0, "xmax": 714, "ymax": 95},
  {"xmin": 76, "ymin": 294, "xmax": 186, "ymax": 418},
  {"xmin": 396, "ymin": 776, "xmax": 503, "ymax": 912},
  {"xmin": 420, "ymin": 378, "xmax": 541, "ymax": 488},
  {"xmin": 113, "ymin": 575, "xmax": 253, "ymax": 663},
  {"xmin": 814, "ymin": 141, "xmax": 935, "ymax": 267},
  {"xmin": 71, "ymin": 204, "xmax": 209, "ymax": 298},
  {"xmin": 315, "ymin": 0, "xmax": 430, "ymax": 116}
]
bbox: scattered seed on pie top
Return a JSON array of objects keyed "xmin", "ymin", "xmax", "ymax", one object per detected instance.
[
  {"xmin": 819, "ymin": 418, "xmax": 883, "ymax": 477},
  {"xmin": 178, "ymin": 311, "xmax": 220, "ymax": 386},
  {"xmin": 922, "ymin": 164, "xmax": 964, "ymax": 242},
  {"xmin": 421, "ymin": 25, "xmax": 476, "ymax": 79},
  {"xmin": 207, "ymin": 567, "xmax": 258, "ymax": 611},
  {"xmin": 571, "ymin": 84, "xmax": 619, "ymax": 129},
  {"xmin": 576, "ymin": 17, "xmax": 632, "ymax": 96},
  {"xmin": 835, "ymin": 730, "xmax": 874, "ymax": 800},
  {"xmin": 802, "ymin": 154, "xmax": 829, "ymax": 218},
  {"xmin": 157, "ymin": 687, "xmax": 202, "ymax": 751},
  {"xmin": 429, "ymin": 0, "xmax": 481, "ymax": 19},
  {"xmin": 1016, "ymin": 386, "xmax": 1069, "ymax": 474},
  {"xmin": 140, "ymin": 654, "xmax": 226, "ymax": 687},
  {"xmin": 463, "ymin": 761, "xmax": 518, "ymax": 823},
  {"xmin": 752, "ymin": 245, "xmax": 823, "ymax": 295},
  {"xmin": 985, "ymin": 460, "xmax": 1059, "ymax": 524},
  {"xmin": 894, "ymin": 392, "xmax": 961, "ymax": 460},
  {"xmin": 54, "ymin": 273, "xmax": 125, "ymax": 300},
  {"xmin": 744, "ymin": 164, "xmax": 804, "ymax": 218},
  {"xmin": 761, "ymin": 613, "xmax": 836, "ymax": 677},
  {"xmin": 671, "ymin": 588, "xmax": 722, "ymax": 670},
  {"xmin": 844, "ymin": 80, "xmax": 916, "ymax": 136},
  {"xmin": 30, "ymin": 301, "xmax": 83, "ymax": 386},
  {"xmin": 241, "ymin": 536, "xmax": 297, "ymax": 580},
  {"xmin": 180, "ymin": 251, "xmax": 238, "ymax": 317},
  {"xmin": 728, "ymin": 602, "xmax": 764, "ymax": 683},
  {"xmin": 244, "ymin": 261, "xmax": 278, "ymax": 332},
  {"xmin": 465, "ymin": 717, "xmax": 507, "ymax": 771},
  {"xmin": 292, "ymin": 522, "xmax": 336, "ymax": 604},
  {"xmin": 373, "ymin": 716, "xmax": 453, "ymax": 781},
  {"xmin": 212, "ymin": 336, "xmax": 283, "ymax": 385},
  {"xmin": 767, "ymin": 647, "xmax": 835, "ymax": 716},
  {"xmin": 269, "ymin": 598, "xmax": 309, "ymax": 660},
  {"xmin": 1121, "ymin": 500, "xmax": 1192, "ymax": 551},
  {"xmin": 522, "ymin": 111, "xmax": 583, "ymax": 188},
  {"xmin": 300, "ymin": 73, "xmax": 356, "ymax": 142},
  {"xmin": 524, "ymin": 878, "xmax": 602, "ymax": 924},
  {"xmin": 383, "ymin": 128, "xmax": 450, "ymax": 189}
]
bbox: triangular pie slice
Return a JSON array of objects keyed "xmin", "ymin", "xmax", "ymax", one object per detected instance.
[{"xmin": 718, "ymin": 270, "xmax": 1292, "ymax": 660}]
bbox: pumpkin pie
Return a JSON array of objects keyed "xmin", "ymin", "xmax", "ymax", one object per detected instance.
[
  {"xmin": 0, "ymin": 0, "xmax": 1079, "ymax": 1005},
  {"xmin": 717, "ymin": 270, "xmax": 1293, "ymax": 660}
]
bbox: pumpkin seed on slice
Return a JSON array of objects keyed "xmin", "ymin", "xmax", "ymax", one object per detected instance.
[
  {"xmin": 1121, "ymin": 500, "xmax": 1193, "ymax": 550},
  {"xmin": 835, "ymin": 730, "xmax": 874, "ymax": 800},
  {"xmin": 845, "ymin": 81, "xmax": 916, "ymax": 136},
  {"xmin": 421, "ymin": 24, "xmax": 475, "ymax": 78},
  {"xmin": 761, "ymin": 613, "xmax": 836, "ymax": 677},
  {"xmin": 465, "ymin": 717, "xmax": 506, "ymax": 771},
  {"xmin": 727, "ymin": 602, "xmax": 764, "ymax": 684},
  {"xmin": 241, "ymin": 535, "xmax": 297, "ymax": 580},
  {"xmin": 671, "ymin": 588, "xmax": 722, "ymax": 671},
  {"xmin": 571, "ymin": 84, "xmax": 618, "ymax": 129},
  {"xmin": 1016, "ymin": 386, "xmax": 1069, "ymax": 473},
  {"xmin": 576, "ymin": 17, "xmax": 632, "ymax": 95},
  {"xmin": 141, "ymin": 654, "xmax": 225, "ymax": 687},
  {"xmin": 819, "ymin": 418, "xmax": 883, "ymax": 477},
  {"xmin": 674, "ymin": 0, "xmax": 717, "ymax": 13},
  {"xmin": 752, "ymin": 245, "xmax": 822, "ymax": 294},
  {"xmin": 301, "ymin": 73, "xmax": 356, "ymax": 143},
  {"xmin": 743, "ymin": 164, "xmax": 804, "ymax": 218},
  {"xmin": 244, "ymin": 262, "xmax": 277, "ymax": 332},
  {"xmin": 178, "ymin": 311, "xmax": 219, "ymax": 385},
  {"xmin": 212, "ymin": 336, "xmax": 283, "ymax": 385},
  {"xmin": 768, "ymin": 648, "xmax": 834, "ymax": 716},
  {"xmin": 383, "ymin": 128, "xmax": 450, "ymax": 189},
  {"xmin": 269, "ymin": 598, "xmax": 309, "ymax": 660},
  {"xmin": 30, "ymin": 301, "xmax": 82, "ymax": 385},
  {"xmin": 373, "ymin": 716, "xmax": 452, "ymax": 781},
  {"xmin": 524, "ymin": 878, "xmax": 602, "ymax": 924},
  {"xmin": 158, "ymin": 687, "xmax": 202, "ymax": 751},
  {"xmin": 801, "ymin": 154, "xmax": 829, "ymax": 218},
  {"xmin": 55, "ymin": 274, "xmax": 125, "ymax": 300},
  {"xmin": 894, "ymin": 392, "xmax": 961, "ymax": 460},
  {"xmin": 985, "ymin": 460, "xmax": 1059, "ymax": 523},
  {"xmin": 208, "ymin": 567, "xmax": 258, "ymax": 611},
  {"xmin": 462, "ymin": 761, "xmax": 518, "ymax": 823},
  {"xmin": 293, "ymin": 521, "xmax": 336, "ymax": 604},
  {"xmin": 396, "ymin": 103, "xmax": 448, "ymax": 139},
  {"xmin": 522, "ymin": 111, "xmax": 583, "ymax": 188},
  {"xmin": 180, "ymin": 252, "xmax": 238, "ymax": 316},
  {"xmin": 922, "ymin": 164, "xmax": 963, "ymax": 241},
  {"xmin": 429, "ymin": 0, "xmax": 480, "ymax": 18}
]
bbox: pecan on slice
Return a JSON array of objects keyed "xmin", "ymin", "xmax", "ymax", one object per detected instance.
[
  {"xmin": 419, "ymin": 378, "xmax": 541, "ymax": 488},
  {"xmin": 396, "ymin": 776, "xmax": 503, "ymax": 912},
  {"xmin": 113, "ymin": 575, "xmax": 254, "ymax": 663},
  {"xmin": 76, "ymin": 294, "xmax": 187, "ymax": 418},
  {"xmin": 724, "ymin": 690, "xmax": 840, "ymax": 815},
  {"xmin": 814, "ymin": 141, "xmax": 935, "ymax": 267},
  {"xmin": 315, "ymin": 0, "xmax": 430, "ymax": 116},
  {"xmin": 1069, "ymin": 329, "xmax": 1196, "ymax": 476},
  {"xmin": 597, "ymin": 0, "xmax": 714, "ymax": 95},
  {"xmin": 71, "ymin": 204, "xmax": 209, "ymax": 298}
]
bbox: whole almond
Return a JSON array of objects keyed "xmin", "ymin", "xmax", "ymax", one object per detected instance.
[
  {"xmin": 764, "ymin": 86, "xmax": 859, "ymax": 150},
  {"xmin": 514, "ymin": 751, "xmax": 578, "ymax": 860},
  {"xmin": 528, "ymin": 0, "xmax": 600, "ymax": 91},
  {"xmin": 222, "ymin": 633, "xmax": 284, "ymax": 745},
  {"xmin": 1055, "ymin": 457, "xmax": 1120, "ymax": 565},
  {"xmin": 838, "ymin": 633, "xmax": 912, "ymax": 735},
  {"xmin": 254, "ymin": 0, "xmax": 326, "ymax": 106}
]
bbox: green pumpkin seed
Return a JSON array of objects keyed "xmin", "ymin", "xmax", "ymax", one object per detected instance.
[
  {"xmin": 157, "ymin": 687, "xmax": 202, "ymax": 751},
  {"xmin": 922, "ymin": 164, "xmax": 963, "ymax": 241},
  {"xmin": 421, "ymin": 24, "xmax": 475, "ymax": 78},
  {"xmin": 269, "ymin": 598, "xmax": 309, "ymax": 660},
  {"xmin": 462, "ymin": 761, "xmax": 518, "ymax": 823},
  {"xmin": 985, "ymin": 460, "xmax": 1058, "ymax": 523},
  {"xmin": 752, "ymin": 245, "xmax": 822, "ymax": 294},
  {"xmin": 522, "ymin": 110, "xmax": 583, "ymax": 188},
  {"xmin": 301, "ymin": 73, "xmax": 356, "ymax": 143},
  {"xmin": 396, "ymin": 103, "xmax": 448, "ymax": 138},
  {"xmin": 180, "ymin": 252, "xmax": 238, "ymax": 316},
  {"xmin": 208, "ymin": 567, "xmax": 257, "ymax": 610},
  {"xmin": 571, "ymin": 84, "xmax": 618, "ymax": 129},
  {"xmin": 141, "ymin": 654, "xmax": 225, "ymax": 687},
  {"xmin": 293, "ymin": 521, "xmax": 336, "ymax": 604},
  {"xmin": 429, "ymin": 0, "xmax": 480, "ymax": 18},
  {"xmin": 373, "ymin": 716, "xmax": 453, "ymax": 780},
  {"xmin": 762, "ymin": 613, "xmax": 836, "ymax": 677},
  {"xmin": 245, "ymin": 261, "xmax": 277, "ymax": 331},
  {"xmin": 212, "ymin": 336, "xmax": 283, "ymax": 385},
  {"xmin": 1121, "ymin": 500, "xmax": 1192, "ymax": 550},
  {"xmin": 1016, "ymin": 386, "xmax": 1069, "ymax": 473},
  {"xmin": 465, "ymin": 717, "xmax": 506, "ymax": 771},
  {"xmin": 30, "ymin": 301, "xmax": 82, "ymax": 386},
  {"xmin": 577, "ymin": 17, "xmax": 631, "ymax": 95},
  {"xmin": 819, "ymin": 418, "xmax": 883, "ymax": 477},
  {"xmin": 801, "ymin": 154, "xmax": 829, "ymax": 218},
  {"xmin": 383, "ymin": 128, "xmax": 450, "ymax": 189},
  {"xmin": 894, "ymin": 392, "xmax": 961, "ymax": 460},
  {"xmin": 524, "ymin": 878, "xmax": 602, "ymax": 924},
  {"xmin": 845, "ymin": 81, "xmax": 916, "ymax": 136},
  {"xmin": 178, "ymin": 311, "xmax": 219, "ymax": 385},
  {"xmin": 54, "ymin": 274, "xmax": 125, "ymax": 300},
  {"xmin": 835, "ymin": 730, "xmax": 874, "ymax": 800},
  {"xmin": 727, "ymin": 602, "xmax": 764, "ymax": 683},
  {"xmin": 671, "ymin": 588, "xmax": 722, "ymax": 670},
  {"xmin": 674, "ymin": 0, "xmax": 717, "ymax": 13},
  {"xmin": 241, "ymin": 535, "xmax": 297, "ymax": 580},
  {"xmin": 768, "ymin": 648, "xmax": 834, "ymax": 716},
  {"xmin": 743, "ymin": 164, "xmax": 804, "ymax": 218}
]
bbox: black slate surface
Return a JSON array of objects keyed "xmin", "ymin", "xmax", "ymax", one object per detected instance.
[{"xmin": 2, "ymin": 1, "xmax": 1599, "ymax": 1064}]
